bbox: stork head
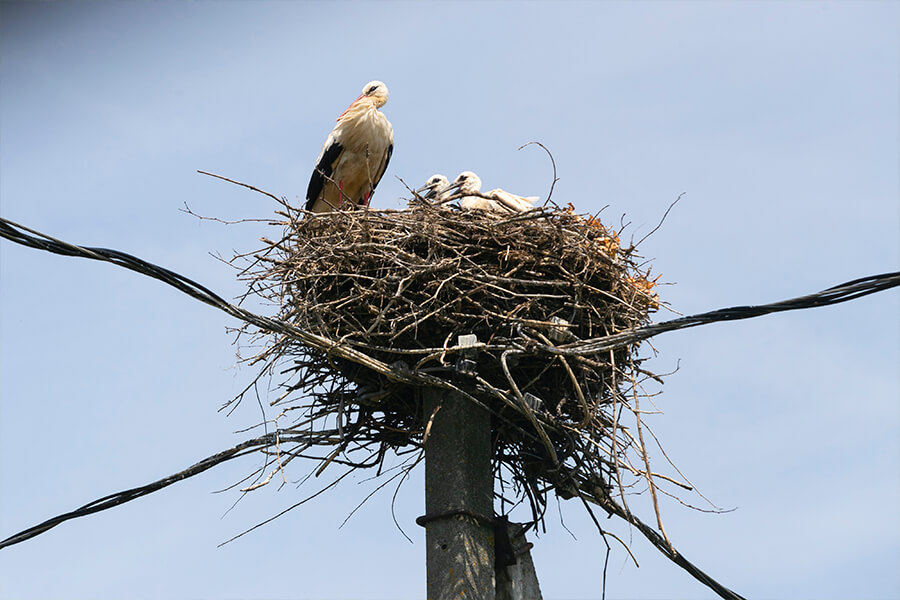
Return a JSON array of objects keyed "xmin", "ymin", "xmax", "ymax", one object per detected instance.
[
  {"xmin": 361, "ymin": 80, "xmax": 389, "ymax": 108},
  {"xmin": 448, "ymin": 171, "xmax": 482, "ymax": 195},
  {"xmin": 416, "ymin": 174, "xmax": 450, "ymax": 199}
]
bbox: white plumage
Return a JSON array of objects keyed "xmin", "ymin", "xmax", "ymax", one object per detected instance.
[
  {"xmin": 416, "ymin": 174, "xmax": 451, "ymax": 202},
  {"xmin": 305, "ymin": 81, "xmax": 394, "ymax": 213},
  {"xmin": 451, "ymin": 171, "xmax": 498, "ymax": 211},
  {"xmin": 449, "ymin": 171, "xmax": 537, "ymax": 213},
  {"xmin": 487, "ymin": 188, "xmax": 538, "ymax": 213}
]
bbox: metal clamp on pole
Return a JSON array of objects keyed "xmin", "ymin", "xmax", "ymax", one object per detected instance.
[
  {"xmin": 548, "ymin": 316, "xmax": 574, "ymax": 343},
  {"xmin": 455, "ymin": 333, "xmax": 479, "ymax": 378}
]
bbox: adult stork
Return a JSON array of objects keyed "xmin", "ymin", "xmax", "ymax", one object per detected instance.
[
  {"xmin": 447, "ymin": 171, "xmax": 538, "ymax": 213},
  {"xmin": 305, "ymin": 80, "xmax": 394, "ymax": 213}
]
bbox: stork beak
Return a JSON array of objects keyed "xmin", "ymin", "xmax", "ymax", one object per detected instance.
[
  {"xmin": 337, "ymin": 94, "xmax": 366, "ymax": 120},
  {"xmin": 443, "ymin": 181, "xmax": 463, "ymax": 196}
]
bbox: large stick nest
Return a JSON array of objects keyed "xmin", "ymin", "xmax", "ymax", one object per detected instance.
[{"xmin": 238, "ymin": 198, "xmax": 663, "ymax": 523}]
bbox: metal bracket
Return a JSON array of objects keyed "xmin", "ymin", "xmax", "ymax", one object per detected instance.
[
  {"xmin": 548, "ymin": 316, "xmax": 574, "ymax": 343},
  {"xmin": 415, "ymin": 510, "xmax": 518, "ymax": 568},
  {"xmin": 454, "ymin": 333, "xmax": 479, "ymax": 378}
]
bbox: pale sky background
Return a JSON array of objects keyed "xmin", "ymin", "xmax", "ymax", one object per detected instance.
[{"xmin": 1, "ymin": 2, "xmax": 898, "ymax": 599}]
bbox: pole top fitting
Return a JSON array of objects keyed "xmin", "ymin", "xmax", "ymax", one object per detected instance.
[{"xmin": 455, "ymin": 334, "xmax": 479, "ymax": 378}]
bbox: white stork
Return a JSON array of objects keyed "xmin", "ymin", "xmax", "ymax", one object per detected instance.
[
  {"xmin": 448, "ymin": 171, "xmax": 538, "ymax": 213},
  {"xmin": 416, "ymin": 174, "xmax": 451, "ymax": 202},
  {"xmin": 305, "ymin": 80, "xmax": 394, "ymax": 213},
  {"xmin": 449, "ymin": 171, "xmax": 497, "ymax": 211}
]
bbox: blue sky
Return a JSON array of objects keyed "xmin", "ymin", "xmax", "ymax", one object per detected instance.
[{"xmin": 1, "ymin": 2, "xmax": 898, "ymax": 599}]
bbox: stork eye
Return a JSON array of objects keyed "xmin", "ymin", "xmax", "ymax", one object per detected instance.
[{"xmin": 367, "ymin": 85, "xmax": 378, "ymax": 94}]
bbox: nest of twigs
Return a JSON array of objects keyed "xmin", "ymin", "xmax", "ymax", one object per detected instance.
[{"xmin": 237, "ymin": 198, "xmax": 663, "ymax": 524}]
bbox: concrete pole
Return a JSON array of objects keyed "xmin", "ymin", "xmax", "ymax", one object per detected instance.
[
  {"xmin": 423, "ymin": 382, "xmax": 495, "ymax": 600},
  {"xmin": 496, "ymin": 523, "xmax": 543, "ymax": 600}
]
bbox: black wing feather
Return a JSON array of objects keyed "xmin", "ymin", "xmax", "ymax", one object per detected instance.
[
  {"xmin": 379, "ymin": 143, "xmax": 393, "ymax": 187},
  {"xmin": 305, "ymin": 139, "xmax": 343, "ymax": 210},
  {"xmin": 368, "ymin": 142, "xmax": 393, "ymax": 199}
]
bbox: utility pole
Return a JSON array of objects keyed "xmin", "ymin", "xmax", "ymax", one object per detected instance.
[{"xmin": 422, "ymin": 335, "xmax": 495, "ymax": 600}]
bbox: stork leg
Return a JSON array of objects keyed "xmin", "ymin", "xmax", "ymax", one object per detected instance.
[{"xmin": 338, "ymin": 180, "xmax": 345, "ymax": 208}]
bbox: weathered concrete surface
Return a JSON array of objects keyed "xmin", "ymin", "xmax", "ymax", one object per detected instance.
[{"xmin": 423, "ymin": 387, "xmax": 495, "ymax": 600}]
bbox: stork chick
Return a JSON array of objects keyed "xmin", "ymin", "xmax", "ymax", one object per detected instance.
[
  {"xmin": 487, "ymin": 187, "xmax": 538, "ymax": 213},
  {"xmin": 447, "ymin": 171, "xmax": 498, "ymax": 211},
  {"xmin": 448, "ymin": 171, "xmax": 537, "ymax": 213},
  {"xmin": 305, "ymin": 81, "xmax": 394, "ymax": 213},
  {"xmin": 415, "ymin": 174, "xmax": 451, "ymax": 202}
]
